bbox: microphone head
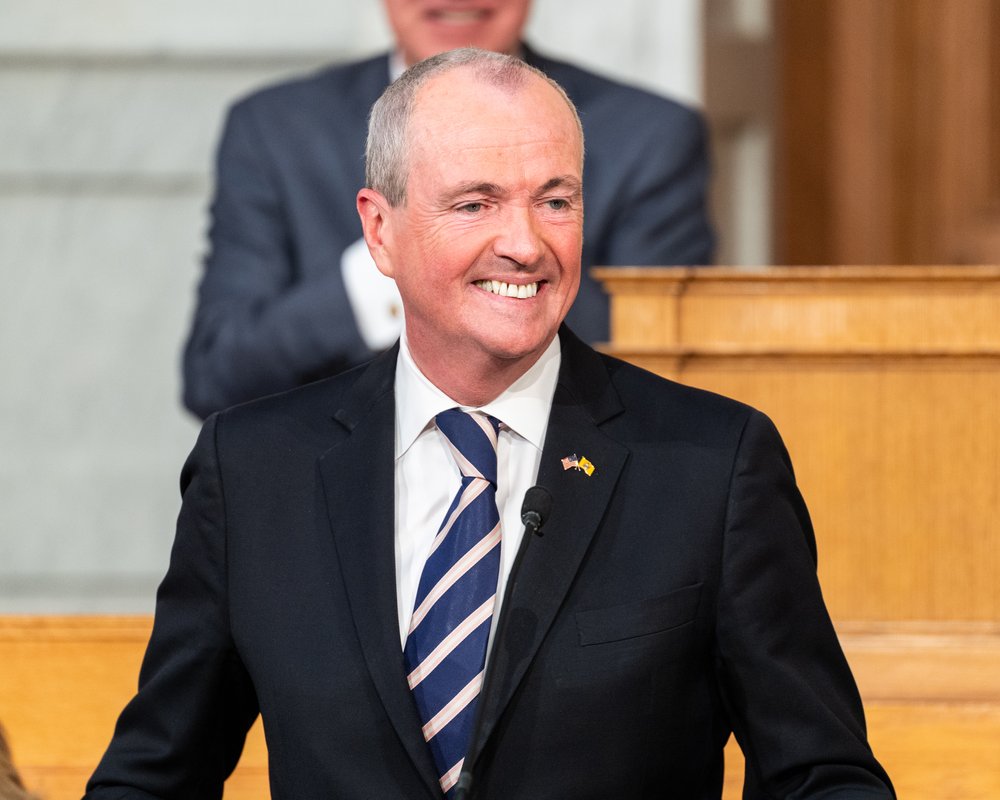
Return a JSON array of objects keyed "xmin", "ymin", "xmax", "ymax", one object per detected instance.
[{"xmin": 521, "ymin": 485, "xmax": 553, "ymax": 529}]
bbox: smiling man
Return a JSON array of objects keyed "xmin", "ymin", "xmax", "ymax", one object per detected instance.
[
  {"xmin": 357, "ymin": 53, "xmax": 582, "ymax": 406},
  {"xmin": 86, "ymin": 50, "xmax": 892, "ymax": 800}
]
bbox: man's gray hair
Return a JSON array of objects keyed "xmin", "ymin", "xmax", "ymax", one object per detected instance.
[{"xmin": 365, "ymin": 47, "xmax": 583, "ymax": 207}]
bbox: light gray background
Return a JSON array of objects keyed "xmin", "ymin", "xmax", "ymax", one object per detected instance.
[{"xmin": 0, "ymin": 0, "xmax": 703, "ymax": 611}]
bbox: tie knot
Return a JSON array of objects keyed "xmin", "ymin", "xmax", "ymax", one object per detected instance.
[{"xmin": 435, "ymin": 409, "xmax": 500, "ymax": 485}]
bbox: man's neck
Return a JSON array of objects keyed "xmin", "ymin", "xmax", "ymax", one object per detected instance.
[
  {"xmin": 404, "ymin": 334, "xmax": 557, "ymax": 408},
  {"xmin": 409, "ymin": 354, "xmax": 542, "ymax": 408}
]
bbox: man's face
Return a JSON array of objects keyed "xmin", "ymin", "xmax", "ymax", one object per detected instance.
[
  {"xmin": 369, "ymin": 69, "xmax": 583, "ymax": 377},
  {"xmin": 384, "ymin": 0, "xmax": 532, "ymax": 65}
]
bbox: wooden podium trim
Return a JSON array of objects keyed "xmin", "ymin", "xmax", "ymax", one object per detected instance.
[
  {"xmin": 603, "ymin": 347, "xmax": 1000, "ymax": 359},
  {"xmin": 592, "ymin": 264, "xmax": 1000, "ymax": 285},
  {"xmin": 0, "ymin": 615, "xmax": 152, "ymax": 642},
  {"xmin": 592, "ymin": 265, "xmax": 1000, "ymax": 354}
]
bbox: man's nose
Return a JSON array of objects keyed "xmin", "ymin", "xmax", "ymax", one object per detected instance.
[{"xmin": 493, "ymin": 204, "xmax": 543, "ymax": 267}]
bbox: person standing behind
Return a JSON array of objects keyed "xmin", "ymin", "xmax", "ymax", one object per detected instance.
[{"xmin": 182, "ymin": 0, "xmax": 714, "ymax": 419}]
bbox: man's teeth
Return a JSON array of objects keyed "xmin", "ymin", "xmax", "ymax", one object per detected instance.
[
  {"xmin": 433, "ymin": 10, "xmax": 487, "ymax": 24},
  {"xmin": 475, "ymin": 280, "xmax": 539, "ymax": 299}
]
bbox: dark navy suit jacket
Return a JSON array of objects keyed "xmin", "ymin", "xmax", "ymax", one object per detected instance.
[
  {"xmin": 89, "ymin": 328, "xmax": 892, "ymax": 799},
  {"xmin": 182, "ymin": 48, "xmax": 715, "ymax": 419}
]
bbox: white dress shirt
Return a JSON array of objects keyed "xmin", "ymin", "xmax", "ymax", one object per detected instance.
[
  {"xmin": 393, "ymin": 331, "xmax": 561, "ymax": 647},
  {"xmin": 340, "ymin": 236, "xmax": 403, "ymax": 350}
]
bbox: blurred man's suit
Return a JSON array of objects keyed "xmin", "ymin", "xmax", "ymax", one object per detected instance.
[
  {"xmin": 182, "ymin": 48, "xmax": 714, "ymax": 418},
  {"xmin": 87, "ymin": 328, "xmax": 892, "ymax": 799}
]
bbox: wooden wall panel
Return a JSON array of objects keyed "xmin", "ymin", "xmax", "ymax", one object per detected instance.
[
  {"xmin": 774, "ymin": 0, "xmax": 1000, "ymax": 265},
  {"xmin": 674, "ymin": 358, "xmax": 1000, "ymax": 622}
]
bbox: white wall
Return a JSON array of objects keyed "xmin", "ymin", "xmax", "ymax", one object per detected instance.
[{"xmin": 0, "ymin": 0, "xmax": 702, "ymax": 611}]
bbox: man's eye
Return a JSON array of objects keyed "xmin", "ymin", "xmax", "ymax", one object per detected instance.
[
  {"xmin": 458, "ymin": 202, "xmax": 483, "ymax": 213},
  {"xmin": 545, "ymin": 198, "xmax": 569, "ymax": 211}
]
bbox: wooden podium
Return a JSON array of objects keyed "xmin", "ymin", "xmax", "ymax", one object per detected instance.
[{"xmin": 595, "ymin": 265, "xmax": 1000, "ymax": 799}]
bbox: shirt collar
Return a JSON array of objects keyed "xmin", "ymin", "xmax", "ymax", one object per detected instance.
[
  {"xmin": 394, "ymin": 330, "xmax": 561, "ymax": 458},
  {"xmin": 388, "ymin": 50, "xmax": 407, "ymax": 82}
]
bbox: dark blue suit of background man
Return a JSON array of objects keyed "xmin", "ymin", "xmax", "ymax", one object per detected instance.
[{"xmin": 182, "ymin": 0, "xmax": 714, "ymax": 418}]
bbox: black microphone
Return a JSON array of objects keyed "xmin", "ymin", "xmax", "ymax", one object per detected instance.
[
  {"xmin": 454, "ymin": 485, "xmax": 553, "ymax": 800},
  {"xmin": 520, "ymin": 485, "xmax": 553, "ymax": 538}
]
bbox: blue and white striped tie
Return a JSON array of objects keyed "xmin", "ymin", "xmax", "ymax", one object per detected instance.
[{"xmin": 404, "ymin": 409, "xmax": 502, "ymax": 797}]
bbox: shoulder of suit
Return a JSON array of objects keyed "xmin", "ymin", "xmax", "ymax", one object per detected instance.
[
  {"xmin": 597, "ymin": 349, "xmax": 757, "ymax": 434},
  {"xmin": 227, "ymin": 51, "xmax": 389, "ymax": 118},
  {"xmin": 525, "ymin": 44, "xmax": 703, "ymax": 128},
  {"xmin": 214, "ymin": 357, "xmax": 381, "ymax": 439}
]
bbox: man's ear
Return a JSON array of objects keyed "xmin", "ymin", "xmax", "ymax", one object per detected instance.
[{"xmin": 356, "ymin": 188, "xmax": 397, "ymax": 279}]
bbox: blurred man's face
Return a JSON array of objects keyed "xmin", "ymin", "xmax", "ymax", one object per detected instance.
[
  {"xmin": 384, "ymin": 0, "xmax": 532, "ymax": 65},
  {"xmin": 363, "ymin": 67, "xmax": 583, "ymax": 381}
]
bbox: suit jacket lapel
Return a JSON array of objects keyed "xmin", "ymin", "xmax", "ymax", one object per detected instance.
[
  {"xmin": 469, "ymin": 327, "xmax": 630, "ymax": 763},
  {"xmin": 318, "ymin": 345, "xmax": 441, "ymax": 798},
  {"xmin": 318, "ymin": 330, "xmax": 630, "ymax": 786}
]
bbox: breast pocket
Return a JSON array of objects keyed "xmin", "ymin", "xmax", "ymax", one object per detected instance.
[
  {"xmin": 574, "ymin": 582, "xmax": 703, "ymax": 646},
  {"xmin": 554, "ymin": 582, "xmax": 705, "ymax": 694}
]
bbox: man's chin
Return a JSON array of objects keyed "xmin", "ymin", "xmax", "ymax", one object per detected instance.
[{"xmin": 475, "ymin": 327, "xmax": 557, "ymax": 365}]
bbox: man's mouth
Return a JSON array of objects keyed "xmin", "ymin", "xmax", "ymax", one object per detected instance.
[
  {"xmin": 474, "ymin": 279, "xmax": 539, "ymax": 299},
  {"xmin": 427, "ymin": 9, "xmax": 490, "ymax": 25}
]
